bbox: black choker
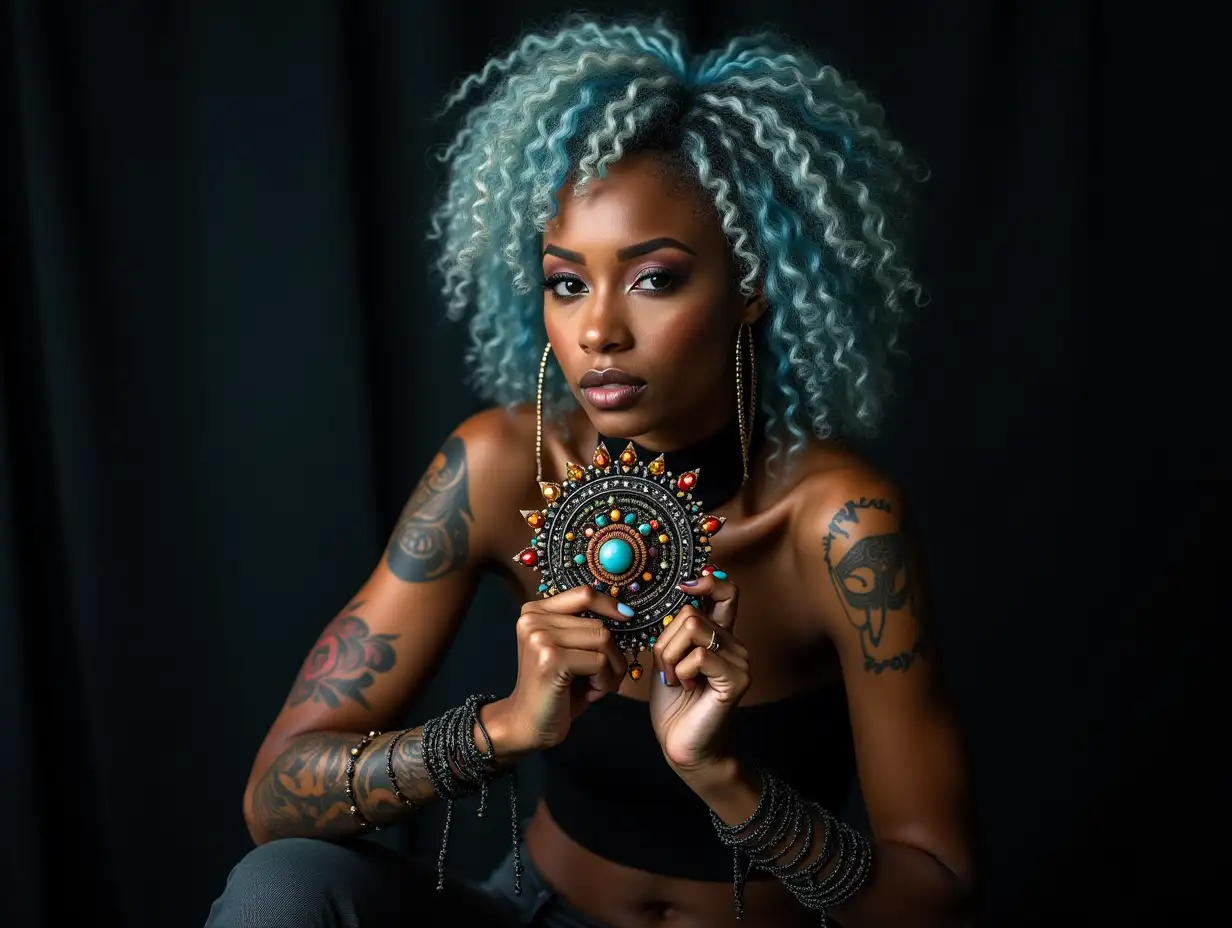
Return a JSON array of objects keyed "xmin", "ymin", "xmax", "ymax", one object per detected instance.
[
  {"xmin": 513, "ymin": 418, "xmax": 757, "ymax": 678},
  {"xmin": 598, "ymin": 415, "xmax": 758, "ymax": 512}
]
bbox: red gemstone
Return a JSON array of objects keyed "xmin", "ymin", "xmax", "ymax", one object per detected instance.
[
  {"xmin": 649, "ymin": 519, "xmax": 660, "ymax": 530},
  {"xmin": 519, "ymin": 550, "xmax": 538, "ymax": 566},
  {"xmin": 677, "ymin": 472, "xmax": 697, "ymax": 491},
  {"xmin": 700, "ymin": 516, "xmax": 722, "ymax": 534},
  {"xmin": 702, "ymin": 564, "xmax": 717, "ymax": 575}
]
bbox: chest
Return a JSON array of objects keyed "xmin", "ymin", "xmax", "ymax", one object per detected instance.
[{"xmin": 494, "ymin": 492, "xmax": 839, "ymax": 702}]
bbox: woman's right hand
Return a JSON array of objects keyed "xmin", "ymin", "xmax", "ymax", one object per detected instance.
[{"xmin": 487, "ymin": 586, "xmax": 632, "ymax": 756}]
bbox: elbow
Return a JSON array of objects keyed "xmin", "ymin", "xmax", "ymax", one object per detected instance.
[{"xmin": 242, "ymin": 781, "xmax": 271, "ymax": 847}]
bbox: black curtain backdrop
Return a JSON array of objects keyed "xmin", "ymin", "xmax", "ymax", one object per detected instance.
[{"xmin": 1, "ymin": 2, "xmax": 1223, "ymax": 926}]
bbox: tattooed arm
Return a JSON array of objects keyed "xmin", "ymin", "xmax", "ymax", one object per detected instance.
[
  {"xmin": 242, "ymin": 409, "xmax": 532, "ymax": 845},
  {"xmin": 791, "ymin": 473, "xmax": 975, "ymax": 926}
]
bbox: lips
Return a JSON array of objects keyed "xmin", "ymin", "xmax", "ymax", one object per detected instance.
[{"xmin": 578, "ymin": 368, "xmax": 647, "ymax": 411}]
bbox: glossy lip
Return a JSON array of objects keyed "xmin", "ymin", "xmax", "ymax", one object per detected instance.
[
  {"xmin": 578, "ymin": 368, "xmax": 646, "ymax": 388},
  {"xmin": 581, "ymin": 384, "xmax": 647, "ymax": 411}
]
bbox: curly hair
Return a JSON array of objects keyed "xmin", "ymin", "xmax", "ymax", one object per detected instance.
[{"xmin": 428, "ymin": 15, "xmax": 926, "ymax": 466}]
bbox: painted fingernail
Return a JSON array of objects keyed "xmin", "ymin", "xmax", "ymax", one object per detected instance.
[
  {"xmin": 617, "ymin": 603, "xmax": 635, "ymax": 618},
  {"xmin": 711, "ymin": 570, "xmax": 727, "ymax": 580},
  {"xmin": 681, "ymin": 579, "xmax": 698, "ymax": 587},
  {"xmin": 659, "ymin": 671, "xmax": 666, "ymax": 685}
]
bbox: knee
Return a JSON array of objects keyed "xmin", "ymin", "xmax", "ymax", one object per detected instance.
[{"xmin": 205, "ymin": 839, "xmax": 369, "ymax": 928}]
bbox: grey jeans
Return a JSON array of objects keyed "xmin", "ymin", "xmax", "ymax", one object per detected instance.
[{"xmin": 204, "ymin": 836, "xmax": 611, "ymax": 927}]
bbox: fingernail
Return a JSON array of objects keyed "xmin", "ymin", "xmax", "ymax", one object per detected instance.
[
  {"xmin": 711, "ymin": 570, "xmax": 727, "ymax": 580},
  {"xmin": 681, "ymin": 579, "xmax": 698, "ymax": 587},
  {"xmin": 659, "ymin": 671, "xmax": 666, "ymax": 685},
  {"xmin": 617, "ymin": 603, "xmax": 635, "ymax": 618}
]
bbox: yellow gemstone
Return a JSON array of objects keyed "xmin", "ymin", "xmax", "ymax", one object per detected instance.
[
  {"xmin": 565, "ymin": 531, "xmax": 575, "ymax": 541},
  {"xmin": 658, "ymin": 533, "xmax": 669, "ymax": 543},
  {"xmin": 525, "ymin": 511, "xmax": 544, "ymax": 528},
  {"xmin": 540, "ymin": 481, "xmax": 561, "ymax": 502},
  {"xmin": 610, "ymin": 508, "xmax": 621, "ymax": 521},
  {"xmin": 663, "ymin": 614, "xmax": 674, "ymax": 626},
  {"xmin": 567, "ymin": 462, "xmax": 585, "ymax": 481},
  {"xmin": 648, "ymin": 456, "xmax": 665, "ymax": 475},
  {"xmin": 629, "ymin": 664, "xmax": 643, "ymax": 681}
]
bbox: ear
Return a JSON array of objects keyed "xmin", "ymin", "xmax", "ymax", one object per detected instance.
[{"xmin": 741, "ymin": 291, "xmax": 769, "ymax": 326}]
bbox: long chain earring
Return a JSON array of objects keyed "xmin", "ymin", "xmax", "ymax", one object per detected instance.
[
  {"xmin": 535, "ymin": 341, "xmax": 552, "ymax": 483},
  {"xmin": 735, "ymin": 323, "xmax": 757, "ymax": 484}
]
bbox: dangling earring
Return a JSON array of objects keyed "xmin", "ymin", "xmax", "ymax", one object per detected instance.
[
  {"xmin": 536, "ymin": 341, "xmax": 552, "ymax": 483},
  {"xmin": 735, "ymin": 324, "xmax": 757, "ymax": 484}
]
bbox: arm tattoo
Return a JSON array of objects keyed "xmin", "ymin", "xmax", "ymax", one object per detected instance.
[
  {"xmin": 386, "ymin": 434, "xmax": 472, "ymax": 582},
  {"xmin": 823, "ymin": 497, "xmax": 926, "ymax": 675},
  {"xmin": 250, "ymin": 727, "xmax": 437, "ymax": 840},
  {"xmin": 287, "ymin": 601, "xmax": 398, "ymax": 709}
]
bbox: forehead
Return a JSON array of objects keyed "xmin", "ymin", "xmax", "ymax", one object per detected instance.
[{"xmin": 544, "ymin": 154, "xmax": 721, "ymax": 253}]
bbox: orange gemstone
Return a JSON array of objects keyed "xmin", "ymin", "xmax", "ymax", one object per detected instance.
[
  {"xmin": 540, "ymin": 481, "xmax": 561, "ymax": 502},
  {"xmin": 610, "ymin": 509, "xmax": 621, "ymax": 521},
  {"xmin": 619, "ymin": 443, "xmax": 638, "ymax": 465},
  {"xmin": 593, "ymin": 445, "xmax": 610, "ymax": 468},
  {"xmin": 629, "ymin": 663, "xmax": 643, "ymax": 681},
  {"xmin": 699, "ymin": 536, "xmax": 709, "ymax": 544},
  {"xmin": 610, "ymin": 585, "xmax": 620, "ymax": 596},
  {"xmin": 648, "ymin": 456, "xmax": 665, "ymax": 475},
  {"xmin": 567, "ymin": 462, "xmax": 585, "ymax": 481},
  {"xmin": 525, "ymin": 511, "xmax": 544, "ymax": 528},
  {"xmin": 642, "ymin": 572, "xmax": 653, "ymax": 581},
  {"xmin": 658, "ymin": 533, "xmax": 669, "ymax": 543},
  {"xmin": 565, "ymin": 532, "xmax": 575, "ymax": 541}
]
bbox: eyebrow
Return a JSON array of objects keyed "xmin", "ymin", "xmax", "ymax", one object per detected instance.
[{"xmin": 542, "ymin": 237, "xmax": 697, "ymax": 266}]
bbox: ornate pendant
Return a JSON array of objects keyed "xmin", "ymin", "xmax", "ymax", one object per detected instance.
[{"xmin": 514, "ymin": 442, "xmax": 725, "ymax": 675}]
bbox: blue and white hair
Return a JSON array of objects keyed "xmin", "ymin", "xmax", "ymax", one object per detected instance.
[{"xmin": 429, "ymin": 15, "xmax": 926, "ymax": 466}]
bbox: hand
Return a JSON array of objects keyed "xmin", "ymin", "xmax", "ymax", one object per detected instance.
[
  {"xmin": 488, "ymin": 586, "xmax": 631, "ymax": 756},
  {"xmin": 649, "ymin": 573, "xmax": 751, "ymax": 774}
]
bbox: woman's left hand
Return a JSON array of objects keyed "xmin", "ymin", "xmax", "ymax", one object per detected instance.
[{"xmin": 649, "ymin": 573, "xmax": 751, "ymax": 776}]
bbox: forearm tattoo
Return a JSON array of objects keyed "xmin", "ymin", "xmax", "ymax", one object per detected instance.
[
  {"xmin": 287, "ymin": 601, "xmax": 398, "ymax": 709},
  {"xmin": 250, "ymin": 727, "xmax": 436, "ymax": 840},
  {"xmin": 823, "ymin": 497, "xmax": 926, "ymax": 674},
  {"xmin": 386, "ymin": 434, "xmax": 472, "ymax": 582}
]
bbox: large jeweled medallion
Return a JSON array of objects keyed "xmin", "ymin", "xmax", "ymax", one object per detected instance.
[{"xmin": 514, "ymin": 442, "xmax": 725, "ymax": 678}]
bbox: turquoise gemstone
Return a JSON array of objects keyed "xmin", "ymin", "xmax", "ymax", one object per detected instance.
[
  {"xmin": 648, "ymin": 636, "xmax": 657, "ymax": 646},
  {"xmin": 691, "ymin": 599, "xmax": 701, "ymax": 608},
  {"xmin": 623, "ymin": 512, "xmax": 637, "ymax": 524},
  {"xmin": 638, "ymin": 523, "xmax": 652, "ymax": 535},
  {"xmin": 538, "ymin": 583, "xmax": 548, "ymax": 592},
  {"xmin": 574, "ymin": 553, "xmax": 586, "ymax": 565},
  {"xmin": 597, "ymin": 538, "xmax": 634, "ymax": 574},
  {"xmin": 595, "ymin": 514, "xmax": 609, "ymax": 527}
]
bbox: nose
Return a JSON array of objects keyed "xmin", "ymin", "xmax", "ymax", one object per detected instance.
[{"xmin": 577, "ymin": 292, "xmax": 633, "ymax": 355}]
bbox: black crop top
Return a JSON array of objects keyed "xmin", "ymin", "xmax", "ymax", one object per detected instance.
[{"xmin": 539, "ymin": 683, "xmax": 854, "ymax": 882}]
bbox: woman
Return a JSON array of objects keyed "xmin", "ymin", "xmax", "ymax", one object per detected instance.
[{"xmin": 208, "ymin": 15, "xmax": 973, "ymax": 928}]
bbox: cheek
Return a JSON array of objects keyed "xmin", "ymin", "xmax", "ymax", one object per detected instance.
[{"xmin": 647, "ymin": 299, "xmax": 730, "ymax": 366}]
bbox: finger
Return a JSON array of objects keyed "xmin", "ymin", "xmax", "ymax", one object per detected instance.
[
  {"xmin": 532, "ymin": 585, "xmax": 635, "ymax": 624},
  {"xmin": 654, "ymin": 608, "xmax": 718, "ymax": 687},
  {"xmin": 678, "ymin": 572, "xmax": 739, "ymax": 630},
  {"xmin": 524, "ymin": 625, "xmax": 627, "ymax": 690},
  {"xmin": 674, "ymin": 647, "xmax": 749, "ymax": 703},
  {"xmin": 532, "ymin": 643, "xmax": 622, "ymax": 691}
]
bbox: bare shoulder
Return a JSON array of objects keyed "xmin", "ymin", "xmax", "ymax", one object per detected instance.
[
  {"xmin": 390, "ymin": 405, "xmax": 540, "ymax": 572},
  {"xmin": 780, "ymin": 440, "xmax": 907, "ymax": 552}
]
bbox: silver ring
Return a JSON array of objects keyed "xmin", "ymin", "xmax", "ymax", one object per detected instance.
[{"xmin": 705, "ymin": 629, "xmax": 721, "ymax": 652}]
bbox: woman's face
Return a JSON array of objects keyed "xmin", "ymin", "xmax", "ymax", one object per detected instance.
[{"xmin": 542, "ymin": 153, "xmax": 759, "ymax": 450}]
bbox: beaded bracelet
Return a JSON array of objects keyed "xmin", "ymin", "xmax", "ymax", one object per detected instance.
[
  {"xmin": 385, "ymin": 728, "xmax": 417, "ymax": 809},
  {"xmin": 344, "ymin": 730, "xmax": 382, "ymax": 830},
  {"xmin": 710, "ymin": 768, "xmax": 872, "ymax": 923}
]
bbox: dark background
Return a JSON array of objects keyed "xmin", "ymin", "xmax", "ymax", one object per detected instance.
[{"xmin": 1, "ymin": 1, "xmax": 1223, "ymax": 926}]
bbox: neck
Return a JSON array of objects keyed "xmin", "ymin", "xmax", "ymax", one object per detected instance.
[{"xmin": 596, "ymin": 415, "xmax": 760, "ymax": 511}]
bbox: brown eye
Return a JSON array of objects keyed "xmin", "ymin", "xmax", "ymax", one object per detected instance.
[
  {"xmin": 632, "ymin": 270, "xmax": 675, "ymax": 292},
  {"xmin": 543, "ymin": 275, "xmax": 588, "ymax": 298}
]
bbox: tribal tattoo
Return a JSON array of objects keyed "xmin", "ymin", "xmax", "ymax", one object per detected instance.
[
  {"xmin": 386, "ymin": 434, "xmax": 472, "ymax": 582},
  {"xmin": 823, "ymin": 497, "xmax": 926, "ymax": 674},
  {"xmin": 287, "ymin": 601, "xmax": 398, "ymax": 709},
  {"xmin": 249, "ymin": 727, "xmax": 434, "ymax": 840}
]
